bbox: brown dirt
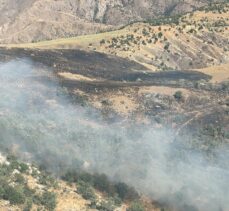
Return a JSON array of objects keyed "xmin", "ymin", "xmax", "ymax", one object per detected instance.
[
  {"xmin": 197, "ymin": 63, "xmax": 229, "ymax": 83},
  {"xmin": 58, "ymin": 72, "xmax": 97, "ymax": 82},
  {"xmin": 138, "ymin": 86, "xmax": 191, "ymax": 96},
  {"xmin": 55, "ymin": 181, "xmax": 89, "ymax": 211}
]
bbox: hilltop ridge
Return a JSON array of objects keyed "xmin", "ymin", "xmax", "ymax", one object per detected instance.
[{"xmin": 0, "ymin": 0, "xmax": 223, "ymax": 44}]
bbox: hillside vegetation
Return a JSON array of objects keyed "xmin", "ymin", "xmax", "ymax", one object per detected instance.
[
  {"xmin": 0, "ymin": 0, "xmax": 222, "ymax": 44},
  {"xmin": 5, "ymin": 2, "xmax": 229, "ymax": 71},
  {"xmin": 0, "ymin": 153, "xmax": 158, "ymax": 211}
]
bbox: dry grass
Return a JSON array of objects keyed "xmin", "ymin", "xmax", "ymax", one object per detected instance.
[
  {"xmin": 91, "ymin": 93, "xmax": 138, "ymax": 116},
  {"xmin": 197, "ymin": 63, "xmax": 229, "ymax": 83},
  {"xmin": 58, "ymin": 72, "xmax": 97, "ymax": 82},
  {"xmin": 138, "ymin": 86, "xmax": 191, "ymax": 96},
  {"xmin": 1, "ymin": 28, "xmax": 128, "ymax": 49},
  {"xmin": 55, "ymin": 181, "xmax": 89, "ymax": 211}
]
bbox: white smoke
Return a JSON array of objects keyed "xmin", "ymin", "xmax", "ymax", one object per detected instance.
[{"xmin": 0, "ymin": 59, "xmax": 228, "ymax": 211}]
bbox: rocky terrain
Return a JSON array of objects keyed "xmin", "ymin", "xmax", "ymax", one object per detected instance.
[{"xmin": 0, "ymin": 0, "xmax": 224, "ymax": 43}]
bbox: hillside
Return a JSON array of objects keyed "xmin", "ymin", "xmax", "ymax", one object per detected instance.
[
  {"xmin": 0, "ymin": 153, "xmax": 161, "ymax": 211},
  {"xmin": 6, "ymin": 2, "xmax": 229, "ymax": 71},
  {"xmin": 0, "ymin": 2, "xmax": 228, "ymax": 211},
  {"xmin": 0, "ymin": 46, "xmax": 228, "ymax": 211},
  {"xmin": 0, "ymin": 0, "xmax": 223, "ymax": 44}
]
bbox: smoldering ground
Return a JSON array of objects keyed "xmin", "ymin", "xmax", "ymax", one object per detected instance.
[{"xmin": 0, "ymin": 59, "xmax": 228, "ymax": 211}]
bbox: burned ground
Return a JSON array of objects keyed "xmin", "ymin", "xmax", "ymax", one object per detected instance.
[
  {"xmin": 0, "ymin": 47, "xmax": 228, "ymax": 147},
  {"xmin": 0, "ymin": 48, "xmax": 211, "ymax": 85},
  {"xmin": 0, "ymin": 48, "xmax": 148, "ymax": 79}
]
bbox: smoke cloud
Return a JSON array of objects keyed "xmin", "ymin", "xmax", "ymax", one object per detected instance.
[{"xmin": 0, "ymin": 59, "xmax": 228, "ymax": 211}]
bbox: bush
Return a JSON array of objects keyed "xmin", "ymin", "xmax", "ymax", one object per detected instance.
[
  {"xmin": 39, "ymin": 191, "xmax": 56, "ymax": 211},
  {"xmin": 3, "ymin": 185, "xmax": 25, "ymax": 204},
  {"xmin": 146, "ymin": 15, "xmax": 181, "ymax": 26},
  {"xmin": 100, "ymin": 39, "xmax": 106, "ymax": 45},
  {"xmin": 6, "ymin": 156, "xmax": 28, "ymax": 173},
  {"xmin": 115, "ymin": 182, "xmax": 139, "ymax": 201},
  {"xmin": 62, "ymin": 171, "xmax": 139, "ymax": 202},
  {"xmin": 142, "ymin": 40, "xmax": 147, "ymax": 45},
  {"xmin": 93, "ymin": 173, "xmax": 114, "ymax": 195},
  {"xmin": 14, "ymin": 173, "xmax": 25, "ymax": 184},
  {"xmin": 23, "ymin": 199, "xmax": 33, "ymax": 211},
  {"xmin": 127, "ymin": 201, "xmax": 145, "ymax": 211},
  {"xmin": 225, "ymin": 98, "xmax": 229, "ymax": 106},
  {"xmin": 77, "ymin": 181, "xmax": 96, "ymax": 201},
  {"xmin": 174, "ymin": 91, "xmax": 183, "ymax": 101},
  {"xmin": 96, "ymin": 199, "xmax": 116, "ymax": 211},
  {"xmin": 142, "ymin": 28, "xmax": 149, "ymax": 36},
  {"xmin": 164, "ymin": 43, "xmax": 170, "ymax": 50},
  {"xmin": 158, "ymin": 32, "xmax": 163, "ymax": 38},
  {"xmin": 0, "ymin": 158, "xmax": 59, "ymax": 210},
  {"xmin": 19, "ymin": 163, "xmax": 29, "ymax": 173},
  {"xmin": 62, "ymin": 170, "xmax": 78, "ymax": 183}
]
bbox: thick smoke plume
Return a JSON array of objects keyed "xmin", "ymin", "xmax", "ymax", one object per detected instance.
[{"xmin": 0, "ymin": 59, "xmax": 228, "ymax": 211}]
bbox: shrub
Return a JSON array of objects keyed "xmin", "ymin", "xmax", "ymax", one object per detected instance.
[
  {"xmin": 174, "ymin": 91, "xmax": 183, "ymax": 101},
  {"xmin": 23, "ymin": 199, "xmax": 33, "ymax": 211},
  {"xmin": 158, "ymin": 32, "xmax": 163, "ymax": 38},
  {"xmin": 142, "ymin": 40, "xmax": 147, "ymax": 45},
  {"xmin": 62, "ymin": 171, "xmax": 139, "ymax": 202},
  {"xmin": 100, "ymin": 39, "xmax": 106, "ymax": 45},
  {"xmin": 115, "ymin": 182, "xmax": 139, "ymax": 201},
  {"xmin": 6, "ymin": 156, "xmax": 28, "ymax": 173},
  {"xmin": 3, "ymin": 185, "xmax": 25, "ymax": 204},
  {"xmin": 225, "ymin": 98, "xmax": 229, "ymax": 106},
  {"xmin": 96, "ymin": 199, "xmax": 116, "ymax": 211},
  {"xmin": 19, "ymin": 163, "xmax": 29, "ymax": 173},
  {"xmin": 78, "ymin": 172, "xmax": 94, "ymax": 184},
  {"xmin": 127, "ymin": 201, "xmax": 145, "ymax": 211},
  {"xmin": 77, "ymin": 181, "xmax": 96, "ymax": 201},
  {"xmin": 93, "ymin": 173, "xmax": 114, "ymax": 195},
  {"xmin": 188, "ymin": 29, "xmax": 196, "ymax": 33},
  {"xmin": 38, "ymin": 173, "xmax": 57, "ymax": 187},
  {"xmin": 142, "ymin": 28, "xmax": 149, "ymax": 36},
  {"xmin": 14, "ymin": 173, "xmax": 25, "ymax": 184},
  {"xmin": 147, "ymin": 15, "xmax": 181, "ymax": 26},
  {"xmin": 62, "ymin": 170, "xmax": 78, "ymax": 183},
  {"xmin": 164, "ymin": 43, "xmax": 170, "ymax": 50},
  {"xmin": 39, "ymin": 191, "xmax": 56, "ymax": 211}
]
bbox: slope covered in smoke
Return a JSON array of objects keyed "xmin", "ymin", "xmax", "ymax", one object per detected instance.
[
  {"xmin": 0, "ymin": 153, "xmax": 134, "ymax": 211},
  {"xmin": 0, "ymin": 57, "xmax": 228, "ymax": 211}
]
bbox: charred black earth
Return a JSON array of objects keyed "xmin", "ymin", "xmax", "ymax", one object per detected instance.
[
  {"xmin": 0, "ymin": 48, "xmax": 211, "ymax": 89},
  {"xmin": 0, "ymin": 47, "xmax": 228, "ymax": 148}
]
